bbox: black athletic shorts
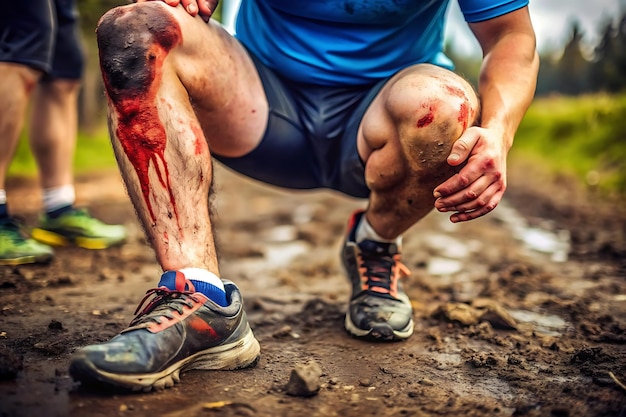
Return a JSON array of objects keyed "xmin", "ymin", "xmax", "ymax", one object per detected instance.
[
  {"xmin": 0, "ymin": 0, "xmax": 84, "ymax": 80},
  {"xmin": 214, "ymin": 50, "xmax": 387, "ymax": 199}
]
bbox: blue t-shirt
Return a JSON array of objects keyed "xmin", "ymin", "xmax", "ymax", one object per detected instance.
[{"xmin": 235, "ymin": 0, "xmax": 528, "ymax": 86}]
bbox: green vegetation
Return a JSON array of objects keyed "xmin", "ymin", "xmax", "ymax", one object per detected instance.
[
  {"xmin": 8, "ymin": 94, "xmax": 626, "ymax": 198},
  {"xmin": 8, "ymin": 127, "xmax": 117, "ymax": 178},
  {"xmin": 510, "ymin": 93, "xmax": 626, "ymax": 197}
]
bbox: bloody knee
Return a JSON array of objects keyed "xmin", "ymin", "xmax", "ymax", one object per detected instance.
[
  {"xmin": 387, "ymin": 68, "xmax": 479, "ymax": 142},
  {"xmin": 96, "ymin": 3, "xmax": 182, "ymax": 100},
  {"xmin": 379, "ymin": 67, "xmax": 479, "ymax": 188}
]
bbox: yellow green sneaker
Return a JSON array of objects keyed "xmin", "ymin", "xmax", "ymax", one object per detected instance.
[
  {"xmin": 0, "ymin": 218, "xmax": 54, "ymax": 266},
  {"xmin": 31, "ymin": 208, "xmax": 127, "ymax": 250}
]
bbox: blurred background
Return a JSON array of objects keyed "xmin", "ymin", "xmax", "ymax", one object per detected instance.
[{"xmin": 8, "ymin": 0, "xmax": 626, "ymax": 199}]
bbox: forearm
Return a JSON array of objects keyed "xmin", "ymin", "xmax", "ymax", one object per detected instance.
[{"xmin": 477, "ymin": 31, "xmax": 539, "ymax": 150}]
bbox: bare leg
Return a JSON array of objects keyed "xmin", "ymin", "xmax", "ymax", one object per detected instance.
[
  {"xmin": 96, "ymin": 2, "xmax": 267, "ymax": 274},
  {"xmin": 0, "ymin": 63, "xmax": 41, "ymax": 189},
  {"xmin": 358, "ymin": 64, "xmax": 480, "ymax": 239},
  {"xmin": 29, "ymin": 79, "xmax": 81, "ymax": 189}
]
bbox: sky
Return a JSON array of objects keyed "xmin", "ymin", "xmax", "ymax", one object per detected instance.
[{"xmin": 445, "ymin": 0, "xmax": 626, "ymax": 57}]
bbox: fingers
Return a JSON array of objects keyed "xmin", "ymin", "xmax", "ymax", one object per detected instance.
[
  {"xmin": 447, "ymin": 128, "xmax": 480, "ymax": 166},
  {"xmin": 138, "ymin": 0, "xmax": 216, "ymax": 20},
  {"xmin": 181, "ymin": 0, "xmax": 217, "ymax": 18},
  {"xmin": 433, "ymin": 127, "xmax": 507, "ymax": 223},
  {"xmin": 450, "ymin": 187, "xmax": 505, "ymax": 222},
  {"xmin": 180, "ymin": 0, "xmax": 199, "ymax": 15},
  {"xmin": 435, "ymin": 154, "xmax": 501, "ymax": 198},
  {"xmin": 435, "ymin": 178, "xmax": 505, "ymax": 223}
]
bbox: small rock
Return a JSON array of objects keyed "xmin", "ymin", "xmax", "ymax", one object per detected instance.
[
  {"xmin": 48, "ymin": 319, "xmax": 63, "ymax": 331},
  {"xmin": 359, "ymin": 378, "xmax": 372, "ymax": 387},
  {"xmin": 285, "ymin": 361, "xmax": 323, "ymax": 397},
  {"xmin": 272, "ymin": 325, "xmax": 292, "ymax": 338}
]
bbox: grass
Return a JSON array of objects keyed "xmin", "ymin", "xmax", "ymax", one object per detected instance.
[
  {"xmin": 510, "ymin": 93, "xmax": 626, "ymax": 197},
  {"xmin": 7, "ymin": 125, "xmax": 117, "ymax": 178},
  {"xmin": 8, "ymin": 93, "xmax": 626, "ymax": 198}
]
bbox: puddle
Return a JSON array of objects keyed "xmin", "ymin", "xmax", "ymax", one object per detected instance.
[
  {"xmin": 427, "ymin": 257, "xmax": 464, "ymax": 276},
  {"xmin": 425, "ymin": 234, "xmax": 474, "ymax": 259},
  {"xmin": 264, "ymin": 241, "xmax": 310, "ymax": 267},
  {"xmin": 494, "ymin": 202, "xmax": 571, "ymax": 262},
  {"xmin": 262, "ymin": 225, "xmax": 298, "ymax": 242},
  {"xmin": 432, "ymin": 352, "xmax": 463, "ymax": 368},
  {"xmin": 509, "ymin": 309, "xmax": 569, "ymax": 336}
]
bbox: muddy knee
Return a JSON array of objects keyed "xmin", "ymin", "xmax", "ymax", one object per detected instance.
[
  {"xmin": 388, "ymin": 66, "xmax": 479, "ymax": 175},
  {"xmin": 96, "ymin": 3, "xmax": 182, "ymax": 99}
]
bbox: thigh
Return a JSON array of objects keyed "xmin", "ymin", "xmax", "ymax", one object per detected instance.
[
  {"xmin": 0, "ymin": 0, "xmax": 55, "ymax": 72},
  {"xmin": 46, "ymin": 0, "xmax": 84, "ymax": 80},
  {"xmin": 214, "ymin": 54, "xmax": 321, "ymax": 190},
  {"xmin": 215, "ymin": 52, "xmax": 387, "ymax": 197}
]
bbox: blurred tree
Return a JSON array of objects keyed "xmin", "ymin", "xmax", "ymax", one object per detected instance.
[
  {"xmin": 590, "ymin": 15, "xmax": 626, "ymax": 93},
  {"xmin": 536, "ymin": 11, "xmax": 626, "ymax": 96},
  {"xmin": 535, "ymin": 50, "xmax": 559, "ymax": 96},
  {"xmin": 556, "ymin": 22, "xmax": 590, "ymax": 94}
]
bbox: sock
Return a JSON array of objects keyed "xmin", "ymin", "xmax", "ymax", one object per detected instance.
[
  {"xmin": 159, "ymin": 268, "xmax": 227, "ymax": 307},
  {"xmin": 356, "ymin": 214, "xmax": 402, "ymax": 248},
  {"xmin": 43, "ymin": 185, "xmax": 75, "ymax": 218},
  {"xmin": 0, "ymin": 190, "xmax": 7, "ymax": 219}
]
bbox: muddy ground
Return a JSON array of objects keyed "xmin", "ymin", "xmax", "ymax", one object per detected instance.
[{"xmin": 0, "ymin": 163, "xmax": 625, "ymax": 417}]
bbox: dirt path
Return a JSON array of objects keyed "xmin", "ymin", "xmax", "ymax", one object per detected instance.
[{"xmin": 1, "ymin": 165, "xmax": 625, "ymax": 417}]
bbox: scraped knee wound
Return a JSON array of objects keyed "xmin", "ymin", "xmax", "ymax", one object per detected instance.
[{"xmin": 96, "ymin": 3, "xmax": 182, "ymax": 99}]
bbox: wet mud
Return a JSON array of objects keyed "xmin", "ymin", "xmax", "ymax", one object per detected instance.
[{"xmin": 0, "ymin": 164, "xmax": 625, "ymax": 417}]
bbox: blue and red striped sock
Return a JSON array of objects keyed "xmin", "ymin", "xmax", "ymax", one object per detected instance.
[{"xmin": 158, "ymin": 268, "xmax": 227, "ymax": 307}]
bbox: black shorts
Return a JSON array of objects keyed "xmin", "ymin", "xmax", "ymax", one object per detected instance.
[
  {"xmin": 214, "ymin": 51, "xmax": 386, "ymax": 199},
  {"xmin": 0, "ymin": 0, "xmax": 84, "ymax": 80}
]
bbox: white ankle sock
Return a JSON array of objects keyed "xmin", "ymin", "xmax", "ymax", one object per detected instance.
[
  {"xmin": 0, "ymin": 190, "xmax": 6, "ymax": 205},
  {"xmin": 42, "ymin": 185, "xmax": 75, "ymax": 213},
  {"xmin": 356, "ymin": 215, "xmax": 402, "ymax": 247},
  {"xmin": 179, "ymin": 267, "xmax": 225, "ymax": 291}
]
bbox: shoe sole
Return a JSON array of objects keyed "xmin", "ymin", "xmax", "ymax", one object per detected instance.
[
  {"xmin": 0, "ymin": 254, "xmax": 53, "ymax": 266},
  {"xmin": 344, "ymin": 314, "xmax": 414, "ymax": 341},
  {"xmin": 69, "ymin": 326, "xmax": 261, "ymax": 391},
  {"xmin": 31, "ymin": 228, "xmax": 125, "ymax": 250}
]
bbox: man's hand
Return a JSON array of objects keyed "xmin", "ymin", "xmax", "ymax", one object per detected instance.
[
  {"xmin": 433, "ymin": 126, "xmax": 508, "ymax": 223},
  {"xmin": 136, "ymin": 0, "xmax": 218, "ymax": 21}
]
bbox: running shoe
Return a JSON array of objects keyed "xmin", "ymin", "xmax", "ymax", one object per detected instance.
[
  {"xmin": 31, "ymin": 208, "xmax": 126, "ymax": 249},
  {"xmin": 69, "ymin": 271, "xmax": 260, "ymax": 391},
  {"xmin": 0, "ymin": 217, "xmax": 54, "ymax": 266},
  {"xmin": 341, "ymin": 210, "xmax": 414, "ymax": 341}
]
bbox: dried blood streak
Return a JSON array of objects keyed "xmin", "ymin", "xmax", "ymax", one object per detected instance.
[
  {"xmin": 446, "ymin": 85, "xmax": 471, "ymax": 130},
  {"xmin": 100, "ymin": 17, "xmax": 182, "ymax": 225},
  {"xmin": 417, "ymin": 104, "xmax": 436, "ymax": 128},
  {"xmin": 458, "ymin": 102, "xmax": 469, "ymax": 131}
]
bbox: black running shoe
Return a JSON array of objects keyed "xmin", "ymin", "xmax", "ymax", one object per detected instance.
[
  {"xmin": 69, "ymin": 271, "xmax": 260, "ymax": 391},
  {"xmin": 342, "ymin": 211, "xmax": 414, "ymax": 341}
]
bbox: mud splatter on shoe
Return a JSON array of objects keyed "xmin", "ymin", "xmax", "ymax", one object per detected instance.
[
  {"xmin": 69, "ymin": 271, "xmax": 260, "ymax": 391},
  {"xmin": 341, "ymin": 210, "xmax": 413, "ymax": 341}
]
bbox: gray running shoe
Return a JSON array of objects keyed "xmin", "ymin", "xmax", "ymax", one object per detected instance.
[
  {"xmin": 69, "ymin": 271, "xmax": 260, "ymax": 391},
  {"xmin": 341, "ymin": 211, "xmax": 414, "ymax": 341}
]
